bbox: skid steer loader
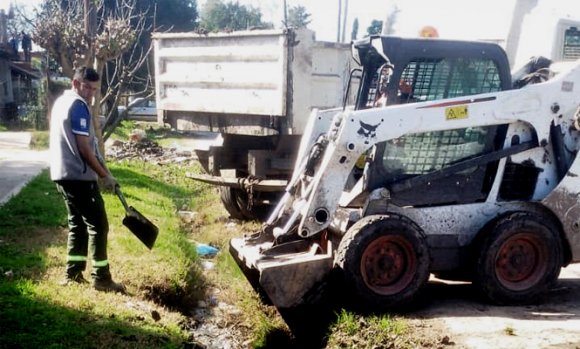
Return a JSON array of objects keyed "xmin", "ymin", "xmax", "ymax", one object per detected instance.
[{"xmin": 230, "ymin": 34, "xmax": 580, "ymax": 318}]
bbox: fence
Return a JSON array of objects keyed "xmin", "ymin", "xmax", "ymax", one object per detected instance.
[{"xmin": 0, "ymin": 104, "xmax": 48, "ymax": 130}]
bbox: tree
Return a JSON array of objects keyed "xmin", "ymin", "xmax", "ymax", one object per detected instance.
[
  {"xmin": 366, "ymin": 19, "xmax": 383, "ymax": 36},
  {"xmin": 110, "ymin": 0, "xmax": 198, "ymax": 99},
  {"xmin": 32, "ymin": 0, "xmax": 199, "ymax": 153},
  {"xmin": 351, "ymin": 17, "xmax": 359, "ymax": 40},
  {"xmin": 200, "ymin": 0, "xmax": 271, "ymax": 32},
  {"xmin": 151, "ymin": 0, "xmax": 198, "ymax": 32},
  {"xmin": 6, "ymin": 4, "xmax": 31, "ymax": 43},
  {"xmin": 285, "ymin": 5, "xmax": 311, "ymax": 29},
  {"xmin": 382, "ymin": 5, "xmax": 400, "ymax": 36},
  {"xmin": 33, "ymin": 0, "xmax": 149, "ymax": 153}
]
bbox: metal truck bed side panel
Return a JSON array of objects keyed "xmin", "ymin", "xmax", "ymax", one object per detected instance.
[
  {"xmin": 154, "ymin": 30, "xmax": 288, "ymax": 117},
  {"xmin": 153, "ymin": 29, "xmax": 353, "ymax": 136}
]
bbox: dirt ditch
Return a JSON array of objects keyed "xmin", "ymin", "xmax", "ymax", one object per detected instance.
[{"xmin": 109, "ymin": 137, "xmax": 580, "ymax": 349}]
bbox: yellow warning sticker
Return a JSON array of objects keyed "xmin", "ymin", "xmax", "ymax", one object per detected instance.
[{"xmin": 445, "ymin": 105, "xmax": 468, "ymax": 120}]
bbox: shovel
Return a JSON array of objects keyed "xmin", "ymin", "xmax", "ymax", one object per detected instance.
[{"xmin": 115, "ymin": 187, "xmax": 159, "ymax": 250}]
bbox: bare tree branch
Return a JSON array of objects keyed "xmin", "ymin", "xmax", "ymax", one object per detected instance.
[{"xmin": 32, "ymin": 0, "xmax": 153, "ymax": 156}]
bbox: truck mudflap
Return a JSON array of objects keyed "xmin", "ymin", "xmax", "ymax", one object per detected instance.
[{"xmin": 229, "ymin": 235, "xmax": 334, "ymax": 308}]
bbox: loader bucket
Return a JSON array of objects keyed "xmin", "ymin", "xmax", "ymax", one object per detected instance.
[{"xmin": 229, "ymin": 236, "xmax": 334, "ymax": 308}]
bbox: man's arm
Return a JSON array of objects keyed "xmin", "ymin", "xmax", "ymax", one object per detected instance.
[{"xmin": 75, "ymin": 134, "xmax": 109, "ymax": 178}]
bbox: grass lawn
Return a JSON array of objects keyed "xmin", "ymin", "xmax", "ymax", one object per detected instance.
[{"xmin": 0, "ymin": 160, "xmax": 209, "ymax": 348}]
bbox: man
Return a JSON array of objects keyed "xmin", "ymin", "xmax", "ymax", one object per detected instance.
[
  {"xmin": 21, "ymin": 31, "xmax": 32, "ymax": 62},
  {"xmin": 49, "ymin": 66, "xmax": 125, "ymax": 293}
]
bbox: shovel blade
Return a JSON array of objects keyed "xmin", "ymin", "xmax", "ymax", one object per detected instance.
[{"xmin": 123, "ymin": 206, "xmax": 159, "ymax": 249}]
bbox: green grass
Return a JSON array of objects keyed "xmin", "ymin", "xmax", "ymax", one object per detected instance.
[
  {"xmin": 0, "ymin": 160, "xmax": 211, "ymax": 348},
  {"xmin": 504, "ymin": 325, "xmax": 516, "ymax": 336},
  {"xmin": 30, "ymin": 131, "xmax": 49, "ymax": 150},
  {"xmin": 110, "ymin": 119, "xmax": 139, "ymax": 141},
  {"xmin": 326, "ymin": 310, "xmax": 416, "ymax": 349}
]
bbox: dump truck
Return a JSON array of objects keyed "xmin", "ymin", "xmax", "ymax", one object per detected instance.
[
  {"xmin": 153, "ymin": 28, "xmax": 354, "ymax": 220},
  {"xmin": 228, "ymin": 24, "xmax": 580, "ymax": 330}
]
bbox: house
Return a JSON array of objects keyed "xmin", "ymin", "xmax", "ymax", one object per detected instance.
[
  {"xmin": 0, "ymin": 8, "xmax": 41, "ymax": 122},
  {"xmin": 0, "ymin": 44, "xmax": 17, "ymax": 121}
]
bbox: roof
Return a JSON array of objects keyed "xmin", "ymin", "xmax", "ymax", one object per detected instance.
[
  {"xmin": 9, "ymin": 61, "xmax": 41, "ymax": 79},
  {"xmin": 0, "ymin": 45, "xmax": 14, "ymax": 59}
]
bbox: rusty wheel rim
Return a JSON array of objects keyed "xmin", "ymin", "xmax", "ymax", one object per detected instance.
[
  {"xmin": 360, "ymin": 235, "xmax": 416, "ymax": 295},
  {"xmin": 495, "ymin": 232, "xmax": 547, "ymax": 291}
]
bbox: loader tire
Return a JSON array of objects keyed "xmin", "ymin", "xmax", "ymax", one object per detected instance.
[
  {"xmin": 475, "ymin": 212, "xmax": 563, "ymax": 305},
  {"xmin": 336, "ymin": 214, "xmax": 430, "ymax": 310}
]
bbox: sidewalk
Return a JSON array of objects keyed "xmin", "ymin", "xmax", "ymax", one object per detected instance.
[{"xmin": 0, "ymin": 132, "xmax": 49, "ymax": 206}]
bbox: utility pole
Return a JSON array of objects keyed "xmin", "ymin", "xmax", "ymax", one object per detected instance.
[
  {"xmin": 283, "ymin": 0, "xmax": 288, "ymax": 27},
  {"xmin": 341, "ymin": 0, "xmax": 348, "ymax": 42},
  {"xmin": 337, "ymin": 0, "xmax": 342, "ymax": 42}
]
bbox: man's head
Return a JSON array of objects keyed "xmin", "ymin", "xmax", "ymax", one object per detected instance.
[{"xmin": 72, "ymin": 66, "xmax": 99, "ymax": 101}]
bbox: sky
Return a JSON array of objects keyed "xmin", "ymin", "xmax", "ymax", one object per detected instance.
[
  {"xmin": 4, "ymin": 0, "xmax": 580, "ymax": 44},
  {"xmin": 236, "ymin": 0, "xmax": 517, "ymax": 41},
  {"xmin": 198, "ymin": 0, "xmax": 580, "ymax": 43}
]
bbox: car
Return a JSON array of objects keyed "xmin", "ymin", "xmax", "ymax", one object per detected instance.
[{"xmin": 118, "ymin": 98, "xmax": 157, "ymax": 122}]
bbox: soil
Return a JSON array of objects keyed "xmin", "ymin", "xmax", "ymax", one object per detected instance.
[
  {"xmin": 186, "ymin": 260, "xmax": 580, "ymax": 349},
  {"xmin": 413, "ymin": 264, "xmax": 580, "ymax": 349}
]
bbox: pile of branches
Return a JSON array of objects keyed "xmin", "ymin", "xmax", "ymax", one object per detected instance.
[{"xmin": 107, "ymin": 138, "xmax": 196, "ymax": 166}]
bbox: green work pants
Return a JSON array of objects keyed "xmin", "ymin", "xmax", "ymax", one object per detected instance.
[{"xmin": 55, "ymin": 180, "xmax": 111, "ymax": 281}]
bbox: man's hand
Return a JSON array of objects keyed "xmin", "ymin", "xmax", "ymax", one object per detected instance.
[{"xmin": 100, "ymin": 174, "xmax": 119, "ymax": 192}]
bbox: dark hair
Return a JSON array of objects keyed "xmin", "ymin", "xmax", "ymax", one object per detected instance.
[{"xmin": 73, "ymin": 66, "xmax": 99, "ymax": 82}]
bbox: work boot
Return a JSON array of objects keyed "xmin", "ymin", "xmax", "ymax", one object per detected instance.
[
  {"xmin": 93, "ymin": 278, "xmax": 126, "ymax": 293},
  {"xmin": 59, "ymin": 274, "xmax": 89, "ymax": 286}
]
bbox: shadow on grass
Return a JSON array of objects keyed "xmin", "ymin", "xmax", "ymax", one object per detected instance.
[
  {"xmin": 0, "ymin": 280, "xmax": 187, "ymax": 348},
  {"xmin": 111, "ymin": 166, "xmax": 208, "ymax": 210},
  {"xmin": 0, "ymin": 169, "xmax": 208, "ymax": 348}
]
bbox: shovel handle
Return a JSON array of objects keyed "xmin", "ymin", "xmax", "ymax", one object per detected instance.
[{"xmin": 115, "ymin": 186, "xmax": 131, "ymax": 212}]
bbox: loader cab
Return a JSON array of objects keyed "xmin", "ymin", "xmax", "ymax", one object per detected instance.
[
  {"xmin": 353, "ymin": 36, "xmax": 512, "ymax": 110},
  {"xmin": 352, "ymin": 36, "xmax": 514, "ymax": 206}
]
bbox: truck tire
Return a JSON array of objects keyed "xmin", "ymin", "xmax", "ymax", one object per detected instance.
[
  {"xmin": 336, "ymin": 214, "xmax": 430, "ymax": 310},
  {"xmin": 220, "ymin": 187, "xmax": 272, "ymax": 221},
  {"xmin": 219, "ymin": 187, "xmax": 246, "ymax": 220},
  {"xmin": 475, "ymin": 212, "xmax": 563, "ymax": 305},
  {"xmin": 233, "ymin": 189, "xmax": 257, "ymax": 219}
]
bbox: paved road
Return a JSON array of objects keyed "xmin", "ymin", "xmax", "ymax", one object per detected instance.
[{"xmin": 0, "ymin": 132, "xmax": 49, "ymax": 206}]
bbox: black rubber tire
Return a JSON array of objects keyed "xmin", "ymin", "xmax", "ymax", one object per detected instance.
[
  {"xmin": 219, "ymin": 187, "xmax": 246, "ymax": 220},
  {"xmin": 336, "ymin": 214, "xmax": 430, "ymax": 310},
  {"xmin": 233, "ymin": 188, "xmax": 257, "ymax": 220},
  {"xmin": 475, "ymin": 212, "xmax": 563, "ymax": 305}
]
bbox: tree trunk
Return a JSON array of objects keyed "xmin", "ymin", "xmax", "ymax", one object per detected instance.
[
  {"xmin": 93, "ymin": 59, "xmax": 106, "ymax": 156},
  {"xmin": 84, "ymin": 0, "xmax": 96, "ymax": 63},
  {"xmin": 83, "ymin": 0, "xmax": 105, "ymax": 156}
]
